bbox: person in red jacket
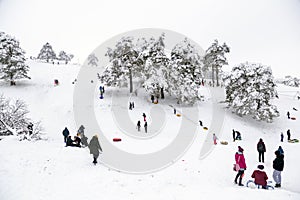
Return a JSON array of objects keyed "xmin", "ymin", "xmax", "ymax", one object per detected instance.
[
  {"xmin": 234, "ymin": 146, "xmax": 247, "ymax": 186},
  {"xmin": 251, "ymin": 165, "xmax": 268, "ymax": 189}
]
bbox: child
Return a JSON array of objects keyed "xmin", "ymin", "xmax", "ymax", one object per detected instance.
[{"xmin": 251, "ymin": 165, "xmax": 268, "ymax": 189}]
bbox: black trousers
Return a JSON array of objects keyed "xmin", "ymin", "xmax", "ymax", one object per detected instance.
[
  {"xmin": 235, "ymin": 170, "xmax": 245, "ymax": 184},
  {"xmin": 258, "ymin": 151, "xmax": 264, "ymax": 162}
]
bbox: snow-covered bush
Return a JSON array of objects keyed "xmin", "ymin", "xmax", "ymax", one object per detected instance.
[
  {"xmin": 224, "ymin": 62, "xmax": 279, "ymax": 122},
  {"xmin": 58, "ymin": 51, "xmax": 73, "ymax": 64},
  {"xmin": 88, "ymin": 53, "xmax": 99, "ymax": 67},
  {"xmin": 0, "ymin": 94, "xmax": 44, "ymax": 141},
  {"xmin": 0, "ymin": 32, "xmax": 30, "ymax": 85}
]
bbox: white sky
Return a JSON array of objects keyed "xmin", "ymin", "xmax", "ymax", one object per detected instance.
[{"xmin": 0, "ymin": 0, "xmax": 300, "ymax": 78}]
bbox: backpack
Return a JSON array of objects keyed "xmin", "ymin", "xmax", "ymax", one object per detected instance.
[{"xmin": 258, "ymin": 143, "xmax": 264, "ymax": 151}]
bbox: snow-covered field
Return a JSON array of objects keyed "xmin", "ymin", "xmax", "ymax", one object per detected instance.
[{"xmin": 0, "ymin": 61, "xmax": 300, "ymax": 200}]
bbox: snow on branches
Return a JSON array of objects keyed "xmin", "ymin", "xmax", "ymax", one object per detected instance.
[
  {"xmin": 0, "ymin": 94, "xmax": 44, "ymax": 141},
  {"xmin": 224, "ymin": 62, "xmax": 279, "ymax": 122},
  {"xmin": 0, "ymin": 32, "xmax": 30, "ymax": 85}
]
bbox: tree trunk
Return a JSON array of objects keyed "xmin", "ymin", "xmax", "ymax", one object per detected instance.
[
  {"xmin": 211, "ymin": 65, "xmax": 215, "ymax": 87},
  {"xmin": 216, "ymin": 66, "xmax": 219, "ymax": 87},
  {"xmin": 161, "ymin": 87, "xmax": 165, "ymax": 99},
  {"xmin": 129, "ymin": 67, "xmax": 133, "ymax": 93}
]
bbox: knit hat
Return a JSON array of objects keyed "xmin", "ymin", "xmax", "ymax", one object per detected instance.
[
  {"xmin": 238, "ymin": 146, "xmax": 244, "ymax": 152},
  {"xmin": 258, "ymin": 165, "xmax": 264, "ymax": 170}
]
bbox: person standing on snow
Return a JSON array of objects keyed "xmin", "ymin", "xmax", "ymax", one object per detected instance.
[
  {"xmin": 62, "ymin": 127, "xmax": 70, "ymax": 143},
  {"xmin": 213, "ymin": 133, "xmax": 218, "ymax": 145},
  {"xmin": 251, "ymin": 165, "xmax": 268, "ymax": 189},
  {"xmin": 137, "ymin": 120, "xmax": 141, "ymax": 132},
  {"xmin": 234, "ymin": 146, "xmax": 247, "ymax": 186},
  {"xmin": 287, "ymin": 111, "xmax": 290, "ymax": 119},
  {"xmin": 280, "ymin": 132, "xmax": 284, "ymax": 142},
  {"xmin": 287, "ymin": 129, "xmax": 291, "ymax": 141},
  {"xmin": 273, "ymin": 150, "xmax": 284, "ymax": 188},
  {"xmin": 88, "ymin": 135, "xmax": 103, "ymax": 165},
  {"xmin": 257, "ymin": 138, "xmax": 266, "ymax": 163},
  {"xmin": 142, "ymin": 113, "xmax": 146, "ymax": 122},
  {"xmin": 144, "ymin": 121, "xmax": 148, "ymax": 133},
  {"xmin": 232, "ymin": 129, "xmax": 236, "ymax": 142}
]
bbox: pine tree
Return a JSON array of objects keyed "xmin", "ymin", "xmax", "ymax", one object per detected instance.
[
  {"xmin": 58, "ymin": 50, "xmax": 73, "ymax": 64},
  {"xmin": 0, "ymin": 32, "xmax": 30, "ymax": 85},
  {"xmin": 37, "ymin": 42, "xmax": 56, "ymax": 62},
  {"xmin": 282, "ymin": 76, "xmax": 299, "ymax": 87},
  {"xmin": 169, "ymin": 38, "xmax": 202, "ymax": 105},
  {"xmin": 87, "ymin": 53, "xmax": 99, "ymax": 66},
  {"xmin": 225, "ymin": 62, "xmax": 279, "ymax": 122},
  {"xmin": 203, "ymin": 40, "xmax": 230, "ymax": 86}
]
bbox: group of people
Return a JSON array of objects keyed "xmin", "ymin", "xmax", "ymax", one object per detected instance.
[
  {"xmin": 62, "ymin": 126, "xmax": 103, "ymax": 165},
  {"xmin": 234, "ymin": 144, "xmax": 284, "ymax": 189},
  {"xmin": 281, "ymin": 129, "xmax": 292, "ymax": 142},
  {"xmin": 137, "ymin": 113, "xmax": 148, "ymax": 133}
]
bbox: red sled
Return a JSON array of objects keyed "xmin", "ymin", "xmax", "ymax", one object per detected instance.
[
  {"xmin": 113, "ymin": 138, "xmax": 122, "ymax": 142},
  {"xmin": 291, "ymin": 117, "xmax": 296, "ymax": 120}
]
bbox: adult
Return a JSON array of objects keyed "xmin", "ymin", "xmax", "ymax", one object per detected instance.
[
  {"xmin": 77, "ymin": 125, "xmax": 85, "ymax": 135},
  {"xmin": 62, "ymin": 127, "xmax": 70, "ymax": 143},
  {"xmin": 74, "ymin": 134, "xmax": 81, "ymax": 147},
  {"xmin": 235, "ymin": 131, "xmax": 242, "ymax": 140},
  {"xmin": 287, "ymin": 129, "xmax": 291, "ymax": 141},
  {"xmin": 142, "ymin": 113, "xmax": 146, "ymax": 122},
  {"xmin": 234, "ymin": 146, "xmax": 247, "ymax": 186},
  {"xmin": 151, "ymin": 95, "xmax": 154, "ymax": 103},
  {"xmin": 144, "ymin": 121, "xmax": 148, "ymax": 133},
  {"xmin": 88, "ymin": 135, "xmax": 103, "ymax": 165},
  {"xmin": 273, "ymin": 150, "xmax": 284, "ymax": 188},
  {"xmin": 137, "ymin": 120, "xmax": 141, "ymax": 132},
  {"xmin": 280, "ymin": 132, "xmax": 284, "ymax": 142},
  {"xmin": 251, "ymin": 165, "xmax": 268, "ymax": 189},
  {"xmin": 287, "ymin": 111, "xmax": 290, "ymax": 119},
  {"xmin": 257, "ymin": 138, "xmax": 266, "ymax": 163}
]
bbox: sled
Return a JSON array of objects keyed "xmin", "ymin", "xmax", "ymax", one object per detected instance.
[
  {"xmin": 288, "ymin": 139, "xmax": 299, "ymax": 143},
  {"xmin": 246, "ymin": 180, "xmax": 274, "ymax": 190},
  {"xmin": 290, "ymin": 117, "xmax": 296, "ymax": 120},
  {"xmin": 203, "ymin": 127, "xmax": 208, "ymax": 130},
  {"xmin": 154, "ymin": 101, "xmax": 158, "ymax": 104},
  {"xmin": 176, "ymin": 114, "xmax": 181, "ymax": 117},
  {"xmin": 220, "ymin": 141, "xmax": 228, "ymax": 145},
  {"xmin": 113, "ymin": 138, "xmax": 122, "ymax": 142}
]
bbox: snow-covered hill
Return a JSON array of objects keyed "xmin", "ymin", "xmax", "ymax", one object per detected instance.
[{"xmin": 0, "ymin": 61, "xmax": 299, "ymax": 200}]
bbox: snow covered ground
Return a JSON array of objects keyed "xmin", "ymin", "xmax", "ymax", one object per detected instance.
[{"xmin": 0, "ymin": 61, "xmax": 300, "ymax": 200}]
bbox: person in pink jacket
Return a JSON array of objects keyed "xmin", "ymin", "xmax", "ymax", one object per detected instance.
[{"xmin": 234, "ymin": 146, "xmax": 247, "ymax": 186}]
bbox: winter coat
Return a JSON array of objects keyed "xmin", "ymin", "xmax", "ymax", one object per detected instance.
[
  {"xmin": 257, "ymin": 140, "xmax": 266, "ymax": 152},
  {"xmin": 77, "ymin": 125, "xmax": 85, "ymax": 134},
  {"xmin": 62, "ymin": 128, "xmax": 69, "ymax": 137},
  {"xmin": 235, "ymin": 152, "xmax": 247, "ymax": 170},
  {"xmin": 88, "ymin": 136, "xmax": 102, "ymax": 157},
  {"xmin": 251, "ymin": 169, "xmax": 268, "ymax": 186},
  {"xmin": 273, "ymin": 154, "xmax": 284, "ymax": 171},
  {"xmin": 66, "ymin": 136, "xmax": 74, "ymax": 146},
  {"xmin": 278, "ymin": 147, "xmax": 284, "ymax": 155}
]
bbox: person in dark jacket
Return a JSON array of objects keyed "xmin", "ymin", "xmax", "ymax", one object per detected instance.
[
  {"xmin": 137, "ymin": 120, "xmax": 141, "ymax": 132},
  {"xmin": 273, "ymin": 150, "xmax": 284, "ymax": 188},
  {"xmin": 144, "ymin": 121, "xmax": 148, "ymax": 133},
  {"xmin": 277, "ymin": 146, "xmax": 284, "ymax": 155},
  {"xmin": 66, "ymin": 135, "xmax": 75, "ymax": 147},
  {"xmin": 287, "ymin": 111, "xmax": 290, "ymax": 119},
  {"xmin": 88, "ymin": 135, "xmax": 103, "ymax": 165},
  {"xmin": 257, "ymin": 138, "xmax": 266, "ymax": 163},
  {"xmin": 234, "ymin": 146, "xmax": 247, "ymax": 186},
  {"xmin": 280, "ymin": 132, "xmax": 284, "ymax": 142},
  {"xmin": 62, "ymin": 127, "xmax": 70, "ymax": 143},
  {"xmin": 287, "ymin": 129, "xmax": 291, "ymax": 141},
  {"xmin": 232, "ymin": 129, "xmax": 236, "ymax": 142},
  {"xmin": 251, "ymin": 165, "xmax": 268, "ymax": 189},
  {"xmin": 74, "ymin": 134, "xmax": 81, "ymax": 147}
]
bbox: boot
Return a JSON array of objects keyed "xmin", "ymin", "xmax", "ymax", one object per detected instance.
[
  {"xmin": 93, "ymin": 157, "xmax": 97, "ymax": 165},
  {"xmin": 238, "ymin": 178, "xmax": 244, "ymax": 186}
]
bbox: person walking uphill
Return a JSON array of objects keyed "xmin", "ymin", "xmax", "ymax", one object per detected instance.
[
  {"xmin": 88, "ymin": 135, "xmax": 103, "ymax": 165},
  {"xmin": 62, "ymin": 127, "xmax": 70, "ymax": 143},
  {"xmin": 234, "ymin": 146, "xmax": 247, "ymax": 186},
  {"xmin": 257, "ymin": 138, "xmax": 266, "ymax": 163},
  {"xmin": 273, "ymin": 150, "xmax": 284, "ymax": 188}
]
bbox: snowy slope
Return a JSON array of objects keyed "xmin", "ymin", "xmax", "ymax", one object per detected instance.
[{"xmin": 0, "ymin": 61, "xmax": 300, "ymax": 200}]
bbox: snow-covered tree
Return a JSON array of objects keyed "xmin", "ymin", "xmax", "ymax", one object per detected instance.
[
  {"xmin": 0, "ymin": 32, "xmax": 30, "ymax": 85},
  {"xmin": 169, "ymin": 38, "xmax": 202, "ymax": 105},
  {"xmin": 58, "ymin": 51, "xmax": 73, "ymax": 64},
  {"xmin": 282, "ymin": 76, "xmax": 300, "ymax": 87},
  {"xmin": 103, "ymin": 37, "xmax": 140, "ymax": 93},
  {"xmin": 203, "ymin": 39, "xmax": 230, "ymax": 86},
  {"xmin": 142, "ymin": 33, "xmax": 169, "ymax": 99},
  {"xmin": 88, "ymin": 53, "xmax": 99, "ymax": 66},
  {"xmin": 224, "ymin": 62, "xmax": 279, "ymax": 122},
  {"xmin": 0, "ymin": 94, "xmax": 43, "ymax": 140},
  {"xmin": 37, "ymin": 42, "xmax": 56, "ymax": 62}
]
